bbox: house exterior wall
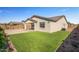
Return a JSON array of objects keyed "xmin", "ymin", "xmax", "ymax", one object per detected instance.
[
  {"xmin": 31, "ymin": 17, "xmax": 68, "ymax": 33},
  {"xmin": 50, "ymin": 17, "xmax": 68, "ymax": 33},
  {"xmin": 32, "ymin": 17, "xmax": 51, "ymax": 32},
  {"xmin": 24, "ymin": 21, "xmax": 34, "ymax": 30}
]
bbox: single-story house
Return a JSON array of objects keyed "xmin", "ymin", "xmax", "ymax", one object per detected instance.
[{"xmin": 23, "ymin": 15, "xmax": 68, "ymax": 33}]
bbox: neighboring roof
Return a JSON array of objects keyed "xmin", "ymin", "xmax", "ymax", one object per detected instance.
[
  {"xmin": 28, "ymin": 15, "xmax": 67, "ymax": 22},
  {"xmin": 9, "ymin": 21, "xmax": 22, "ymax": 24}
]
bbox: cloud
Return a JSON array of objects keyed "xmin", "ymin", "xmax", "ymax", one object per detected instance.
[{"xmin": 67, "ymin": 15, "xmax": 79, "ymax": 24}]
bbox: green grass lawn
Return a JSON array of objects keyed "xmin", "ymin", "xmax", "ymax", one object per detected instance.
[{"xmin": 9, "ymin": 31, "xmax": 69, "ymax": 52}]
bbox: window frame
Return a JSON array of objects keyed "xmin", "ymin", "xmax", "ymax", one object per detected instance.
[{"xmin": 40, "ymin": 22, "xmax": 45, "ymax": 28}]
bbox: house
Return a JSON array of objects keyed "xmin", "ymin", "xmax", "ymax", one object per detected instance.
[{"xmin": 23, "ymin": 15, "xmax": 68, "ymax": 33}]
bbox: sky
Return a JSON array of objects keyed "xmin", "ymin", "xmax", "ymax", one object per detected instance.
[{"xmin": 0, "ymin": 7, "xmax": 79, "ymax": 24}]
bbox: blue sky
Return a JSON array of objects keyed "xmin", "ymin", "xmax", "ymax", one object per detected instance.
[{"xmin": 0, "ymin": 7, "xmax": 79, "ymax": 24}]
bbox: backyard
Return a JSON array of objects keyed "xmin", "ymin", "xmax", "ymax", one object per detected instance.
[{"xmin": 9, "ymin": 31, "xmax": 69, "ymax": 52}]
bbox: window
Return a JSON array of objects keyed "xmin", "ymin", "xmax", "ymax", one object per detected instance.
[{"xmin": 40, "ymin": 22, "xmax": 45, "ymax": 28}]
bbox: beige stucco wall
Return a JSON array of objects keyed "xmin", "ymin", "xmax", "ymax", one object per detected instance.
[
  {"xmin": 32, "ymin": 17, "xmax": 51, "ymax": 32},
  {"xmin": 50, "ymin": 17, "xmax": 68, "ymax": 33},
  {"xmin": 24, "ymin": 21, "xmax": 33, "ymax": 30}
]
